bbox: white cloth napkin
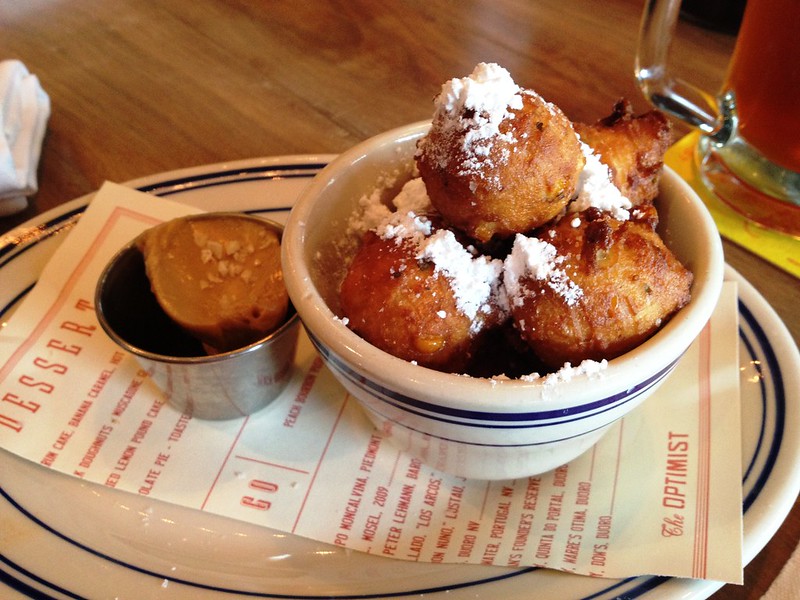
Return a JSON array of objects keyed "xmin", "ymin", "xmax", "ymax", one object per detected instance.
[
  {"xmin": 762, "ymin": 540, "xmax": 800, "ymax": 600},
  {"xmin": 0, "ymin": 59, "xmax": 50, "ymax": 216}
]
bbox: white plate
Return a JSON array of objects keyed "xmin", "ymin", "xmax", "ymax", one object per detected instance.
[{"xmin": 1, "ymin": 157, "xmax": 799, "ymax": 600}]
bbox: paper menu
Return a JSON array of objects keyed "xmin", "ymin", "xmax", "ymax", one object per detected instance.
[{"xmin": 0, "ymin": 182, "xmax": 743, "ymax": 583}]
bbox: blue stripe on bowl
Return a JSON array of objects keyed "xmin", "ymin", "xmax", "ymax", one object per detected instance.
[
  {"xmin": 358, "ymin": 398, "xmax": 617, "ymax": 448},
  {"xmin": 324, "ymin": 346, "xmax": 675, "ymax": 437},
  {"xmin": 308, "ymin": 330, "xmax": 680, "ymax": 427}
]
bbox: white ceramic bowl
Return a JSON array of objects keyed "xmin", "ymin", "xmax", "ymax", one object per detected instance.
[{"xmin": 282, "ymin": 121, "xmax": 724, "ymax": 480}]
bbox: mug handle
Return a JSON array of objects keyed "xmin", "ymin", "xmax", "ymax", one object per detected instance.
[{"xmin": 635, "ymin": 0, "xmax": 736, "ymax": 145}]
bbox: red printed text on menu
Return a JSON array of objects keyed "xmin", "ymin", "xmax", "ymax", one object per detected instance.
[{"xmin": 0, "ymin": 182, "xmax": 743, "ymax": 582}]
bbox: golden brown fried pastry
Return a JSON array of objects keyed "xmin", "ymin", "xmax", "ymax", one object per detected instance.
[
  {"xmin": 574, "ymin": 100, "xmax": 671, "ymax": 206},
  {"xmin": 417, "ymin": 89, "xmax": 585, "ymax": 243},
  {"xmin": 506, "ymin": 208, "xmax": 692, "ymax": 368},
  {"xmin": 340, "ymin": 230, "xmax": 504, "ymax": 373},
  {"xmin": 341, "ymin": 64, "xmax": 690, "ymax": 378},
  {"xmin": 137, "ymin": 214, "xmax": 288, "ymax": 353}
]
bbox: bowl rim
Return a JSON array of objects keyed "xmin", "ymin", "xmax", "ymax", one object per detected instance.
[{"xmin": 282, "ymin": 121, "xmax": 725, "ymax": 412}]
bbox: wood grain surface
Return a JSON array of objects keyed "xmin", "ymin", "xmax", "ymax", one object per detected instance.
[{"xmin": 1, "ymin": 1, "xmax": 797, "ymax": 597}]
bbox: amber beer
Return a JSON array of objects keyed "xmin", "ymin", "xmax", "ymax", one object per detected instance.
[
  {"xmin": 725, "ymin": 0, "xmax": 800, "ymax": 172},
  {"xmin": 637, "ymin": 0, "xmax": 800, "ymax": 235}
]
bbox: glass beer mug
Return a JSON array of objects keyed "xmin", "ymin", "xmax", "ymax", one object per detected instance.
[{"xmin": 636, "ymin": 0, "xmax": 800, "ymax": 237}]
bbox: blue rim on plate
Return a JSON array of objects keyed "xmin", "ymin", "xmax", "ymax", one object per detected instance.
[{"xmin": 0, "ymin": 160, "xmax": 793, "ymax": 600}]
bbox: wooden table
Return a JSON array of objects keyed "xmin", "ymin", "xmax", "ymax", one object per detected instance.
[{"xmin": 1, "ymin": 1, "xmax": 797, "ymax": 597}]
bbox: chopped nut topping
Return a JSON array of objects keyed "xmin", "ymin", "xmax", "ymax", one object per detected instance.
[
  {"xmin": 191, "ymin": 227, "xmax": 270, "ymax": 289},
  {"xmin": 137, "ymin": 214, "xmax": 288, "ymax": 353}
]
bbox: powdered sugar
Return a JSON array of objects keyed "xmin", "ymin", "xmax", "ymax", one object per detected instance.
[
  {"xmin": 349, "ymin": 176, "xmax": 586, "ymax": 318},
  {"xmin": 392, "ymin": 177, "xmax": 433, "ymax": 214},
  {"xmin": 504, "ymin": 234, "xmax": 584, "ymax": 307},
  {"xmin": 487, "ymin": 358, "xmax": 608, "ymax": 383},
  {"xmin": 435, "ymin": 62, "xmax": 523, "ymax": 146},
  {"xmin": 417, "ymin": 228, "xmax": 506, "ymax": 325},
  {"xmin": 517, "ymin": 359, "xmax": 608, "ymax": 384},
  {"xmin": 348, "ymin": 177, "xmax": 433, "ymax": 236},
  {"xmin": 424, "ymin": 63, "xmax": 524, "ymax": 179},
  {"xmin": 570, "ymin": 140, "xmax": 632, "ymax": 219},
  {"xmin": 347, "ymin": 186, "xmax": 393, "ymax": 234},
  {"xmin": 376, "ymin": 210, "xmax": 433, "ymax": 245},
  {"xmin": 355, "ymin": 182, "xmax": 505, "ymax": 328},
  {"xmin": 439, "ymin": 63, "xmax": 521, "ymax": 112}
]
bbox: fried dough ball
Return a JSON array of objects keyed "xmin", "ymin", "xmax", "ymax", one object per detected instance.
[
  {"xmin": 340, "ymin": 229, "xmax": 505, "ymax": 373},
  {"xmin": 574, "ymin": 100, "xmax": 672, "ymax": 206},
  {"xmin": 416, "ymin": 64, "xmax": 585, "ymax": 243},
  {"xmin": 505, "ymin": 208, "xmax": 692, "ymax": 368}
]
